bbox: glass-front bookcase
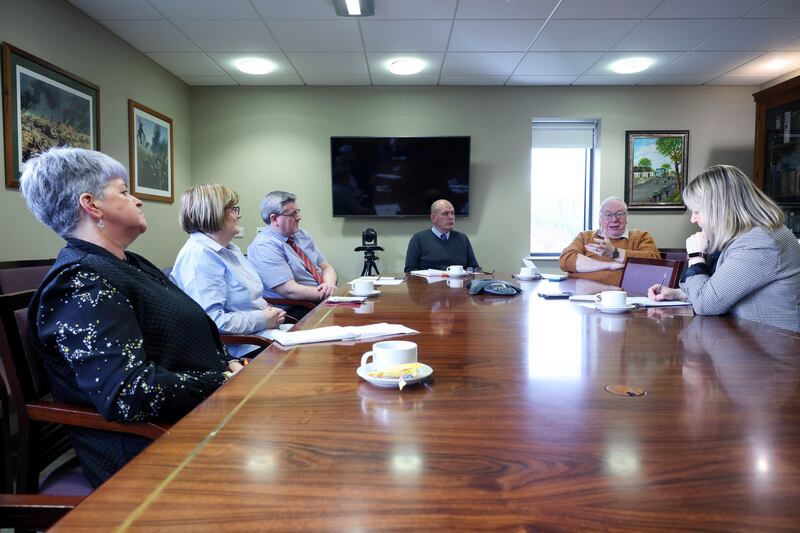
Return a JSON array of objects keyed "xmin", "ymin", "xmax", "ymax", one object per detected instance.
[{"xmin": 754, "ymin": 75, "xmax": 800, "ymax": 237}]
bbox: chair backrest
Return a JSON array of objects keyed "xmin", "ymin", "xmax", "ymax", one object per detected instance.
[
  {"xmin": 620, "ymin": 257, "xmax": 682, "ymax": 297},
  {"xmin": 0, "ymin": 259, "xmax": 54, "ymax": 295}
]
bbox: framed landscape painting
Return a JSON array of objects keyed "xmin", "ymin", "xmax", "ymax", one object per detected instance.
[
  {"xmin": 2, "ymin": 42, "xmax": 99, "ymax": 188},
  {"xmin": 624, "ymin": 130, "xmax": 689, "ymax": 211},
  {"xmin": 128, "ymin": 99, "xmax": 173, "ymax": 203}
]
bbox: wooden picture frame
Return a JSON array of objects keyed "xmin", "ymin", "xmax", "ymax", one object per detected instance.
[
  {"xmin": 128, "ymin": 99, "xmax": 174, "ymax": 203},
  {"xmin": 2, "ymin": 42, "xmax": 100, "ymax": 188},
  {"xmin": 624, "ymin": 130, "xmax": 689, "ymax": 211}
]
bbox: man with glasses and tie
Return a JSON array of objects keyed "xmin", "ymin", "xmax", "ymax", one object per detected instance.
[
  {"xmin": 404, "ymin": 199, "xmax": 480, "ymax": 272},
  {"xmin": 248, "ymin": 191, "xmax": 338, "ymax": 319},
  {"xmin": 559, "ymin": 196, "xmax": 660, "ymax": 286}
]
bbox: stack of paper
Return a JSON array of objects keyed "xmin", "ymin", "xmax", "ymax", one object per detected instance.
[
  {"xmin": 271, "ymin": 323, "xmax": 418, "ymax": 346},
  {"xmin": 410, "ymin": 269, "xmax": 447, "ymax": 277},
  {"xmin": 350, "ymin": 276, "xmax": 405, "ymax": 286},
  {"xmin": 326, "ymin": 296, "xmax": 367, "ymax": 304},
  {"xmin": 569, "ymin": 294, "xmax": 692, "ymax": 307}
]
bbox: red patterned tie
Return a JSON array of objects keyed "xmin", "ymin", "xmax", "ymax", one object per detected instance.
[{"xmin": 287, "ymin": 236, "xmax": 324, "ymax": 284}]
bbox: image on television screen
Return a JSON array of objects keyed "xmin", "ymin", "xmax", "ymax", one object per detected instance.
[{"xmin": 330, "ymin": 136, "xmax": 470, "ymax": 217}]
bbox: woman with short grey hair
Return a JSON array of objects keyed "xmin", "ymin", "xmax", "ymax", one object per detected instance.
[
  {"xmin": 649, "ymin": 164, "xmax": 800, "ymax": 332},
  {"xmin": 20, "ymin": 147, "xmax": 243, "ymax": 487}
]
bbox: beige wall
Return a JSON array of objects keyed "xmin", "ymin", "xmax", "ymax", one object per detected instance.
[
  {"xmin": 0, "ymin": 0, "xmax": 190, "ymax": 267},
  {"xmin": 190, "ymin": 85, "xmax": 757, "ymax": 277}
]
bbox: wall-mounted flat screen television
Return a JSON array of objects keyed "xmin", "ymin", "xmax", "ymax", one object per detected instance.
[{"xmin": 330, "ymin": 136, "xmax": 470, "ymax": 217}]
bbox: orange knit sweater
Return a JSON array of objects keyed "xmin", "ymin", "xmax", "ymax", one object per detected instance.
[{"xmin": 558, "ymin": 229, "xmax": 661, "ymax": 287}]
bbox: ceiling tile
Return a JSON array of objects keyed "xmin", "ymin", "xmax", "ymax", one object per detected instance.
[
  {"xmin": 696, "ymin": 20, "xmax": 800, "ymax": 51},
  {"xmin": 207, "ymin": 52, "xmax": 298, "ymax": 77},
  {"xmin": 145, "ymin": 52, "xmax": 225, "ymax": 75},
  {"xmin": 706, "ymin": 75, "xmax": 773, "ymax": 85},
  {"xmin": 584, "ymin": 51, "xmax": 682, "ymax": 75},
  {"xmin": 654, "ymin": 51, "xmax": 760, "ymax": 76},
  {"xmin": 67, "ymin": 0, "xmax": 162, "ymax": 20},
  {"xmin": 612, "ymin": 19, "xmax": 733, "ymax": 51},
  {"xmin": 507, "ymin": 75, "xmax": 578, "ymax": 85},
  {"xmin": 572, "ymin": 75, "xmax": 647, "ymax": 85},
  {"xmin": 531, "ymin": 20, "xmax": 639, "ymax": 51},
  {"xmin": 647, "ymin": 0, "xmax": 764, "ymax": 19},
  {"xmin": 302, "ymin": 76, "xmax": 372, "ymax": 86},
  {"xmin": 251, "ymin": 0, "xmax": 339, "ymax": 19},
  {"xmin": 779, "ymin": 36, "xmax": 800, "ymax": 50},
  {"xmin": 449, "ymin": 20, "xmax": 546, "ymax": 52},
  {"xmin": 439, "ymin": 76, "xmax": 508, "ymax": 85},
  {"xmin": 745, "ymin": 0, "xmax": 800, "ymax": 18},
  {"xmin": 287, "ymin": 53, "xmax": 368, "ymax": 76},
  {"xmin": 361, "ymin": 20, "xmax": 452, "ymax": 52},
  {"xmin": 638, "ymin": 74, "xmax": 717, "ymax": 85},
  {"xmin": 268, "ymin": 20, "xmax": 362, "ymax": 52},
  {"xmin": 148, "ymin": 0, "xmax": 259, "ymax": 19},
  {"xmin": 172, "ymin": 20, "xmax": 279, "ymax": 52},
  {"xmin": 456, "ymin": 0, "xmax": 558, "ymax": 19},
  {"xmin": 370, "ymin": 76, "xmax": 440, "ymax": 85},
  {"xmin": 442, "ymin": 52, "xmax": 524, "ymax": 76},
  {"xmin": 231, "ymin": 74, "xmax": 304, "ymax": 85},
  {"xmin": 101, "ymin": 20, "xmax": 199, "ymax": 52},
  {"xmin": 722, "ymin": 50, "xmax": 800, "ymax": 77},
  {"xmin": 515, "ymin": 52, "xmax": 604, "ymax": 75},
  {"xmin": 367, "ymin": 52, "xmax": 444, "ymax": 77},
  {"xmin": 553, "ymin": 0, "xmax": 662, "ymax": 19},
  {"xmin": 179, "ymin": 75, "xmax": 237, "ymax": 86},
  {"xmin": 373, "ymin": 0, "xmax": 458, "ymax": 19}
]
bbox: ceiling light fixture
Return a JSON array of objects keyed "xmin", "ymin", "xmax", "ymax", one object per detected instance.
[
  {"xmin": 610, "ymin": 57, "xmax": 653, "ymax": 74},
  {"xmin": 235, "ymin": 58, "xmax": 274, "ymax": 75},
  {"xmin": 765, "ymin": 58, "xmax": 789, "ymax": 70},
  {"xmin": 333, "ymin": 0, "xmax": 374, "ymax": 17},
  {"xmin": 389, "ymin": 58, "xmax": 425, "ymax": 76}
]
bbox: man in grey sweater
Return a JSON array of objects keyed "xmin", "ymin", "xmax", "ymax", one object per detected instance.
[{"xmin": 404, "ymin": 199, "xmax": 480, "ymax": 272}]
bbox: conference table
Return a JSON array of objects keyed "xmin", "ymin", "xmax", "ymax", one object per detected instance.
[{"xmin": 53, "ymin": 274, "xmax": 800, "ymax": 531}]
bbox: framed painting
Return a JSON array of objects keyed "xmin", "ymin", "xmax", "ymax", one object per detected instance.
[
  {"xmin": 128, "ymin": 99, "xmax": 174, "ymax": 203},
  {"xmin": 2, "ymin": 42, "xmax": 100, "ymax": 188},
  {"xmin": 624, "ymin": 130, "xmax": 689, "ymax": 211}
]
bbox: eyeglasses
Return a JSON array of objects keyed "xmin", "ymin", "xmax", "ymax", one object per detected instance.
[
  {"xmin": 228, "ymin": 206, "xmax": 241, "ymax": 215},
  {"xmin": 277, "ymin": 209, "xmax": 301, "ymax": 219},
  {"xmin": 600, "ymin": 211, "xmax": 627, "ymax": 219}
]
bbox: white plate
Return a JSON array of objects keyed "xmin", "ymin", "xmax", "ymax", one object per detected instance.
[
  {"xmin": 595, "ymin": 303, "xmax": 636, "ymax": 314},
  {"xmin": 446, "ymin": 271, "xmax": 469, "ymax": 277},
  {"xmin": 356, "ymin": 363, "xmax": 433, "ymax": 388},
  {"xmin": 349, "ymin": 289, "xmax": 381, "ymax": 297},
  {"xmin": 516, "ymin": 274, "xmax": 539, "ymax": 281}
]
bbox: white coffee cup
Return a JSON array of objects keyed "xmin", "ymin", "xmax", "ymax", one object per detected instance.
[
  {"xmin": 447, "ymin": 265, "xmax": 464, "ymax": 276},
  {"xmin": 447, "ymin": 278, "xmax": 464, "ymax": 288},
  {"xmin": 519, "ymin": 266, "xmax": 537, "ymax": 278},
  {"xmin": 352, "ymin": 279, "xmax": 374, "ymax": 295},
  {"xmin": 361, "ymin": 340, "xmax": 418, "ymax": 370},
  {"xmin": 595, "ymin": 290, "xmax": 627, "ymax": 307}
]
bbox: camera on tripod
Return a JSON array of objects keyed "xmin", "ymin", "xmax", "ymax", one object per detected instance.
[{"xmin": 355, "ymin": 227, "xmax": 384, "ymax": 276}]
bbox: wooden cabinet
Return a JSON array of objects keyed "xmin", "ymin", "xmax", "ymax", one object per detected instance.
[{"xmin": 753, "ymin": 75, "xmax": 800, "ymax": 236}]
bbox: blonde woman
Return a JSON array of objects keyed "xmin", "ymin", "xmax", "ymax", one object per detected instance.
[
  {"xmin": 171, "ymin": 184, "xmax": 286, "ymax": 357},
  {"xmin": 649, "ymin": 165, "xmax": 800, "ymax": 332}
]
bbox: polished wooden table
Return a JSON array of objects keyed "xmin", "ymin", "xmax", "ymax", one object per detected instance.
[{"xmin": 53, "ymin": 275, "xmax": 800, "ymax": 531}]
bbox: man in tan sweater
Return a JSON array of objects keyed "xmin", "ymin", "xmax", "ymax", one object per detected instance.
[{"xmin": 559, "ymin": 196, "xmax": 660, "ymax": 286}]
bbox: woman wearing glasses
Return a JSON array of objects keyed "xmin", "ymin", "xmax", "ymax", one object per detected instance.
[
  {"xmin": 170, "ymin": 184, "xmax": 286, "ymax": 357},
  {"xmin": 649, "ymin": 165, "xmax": 800, "ymax": 332}
]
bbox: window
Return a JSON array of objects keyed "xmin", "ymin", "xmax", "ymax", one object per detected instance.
[{"xmin": 530, "ymin": 120, "xmax": 598, "ymax": 257}]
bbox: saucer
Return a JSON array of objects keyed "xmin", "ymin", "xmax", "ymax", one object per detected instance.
[
  {"xmin": 516, "ymin": 274, "xmax": 539, "ymax": 281},
  {"xmin": 357, "ymin": 363, "xmax": 433, "ymax": 388},
  {"xmin": 595, "ymin": 303, "xmax": 636, "ymax": 314},
  {"xmin": 446, "ymin": 271, "xmax": 469, "ymax": 278},
  {"xmin": 349, "ymin": 289, "xmax": 381, "ymax": 297}
]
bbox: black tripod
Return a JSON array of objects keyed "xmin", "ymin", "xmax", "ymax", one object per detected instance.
[{"xmin": 355, "ymin": 245, "xmax": 383, "ymax": 276}]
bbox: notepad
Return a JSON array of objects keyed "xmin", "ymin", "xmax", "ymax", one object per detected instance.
[
  {"xmin": 270, "ymin": 323, "xmax": 418, "ymax": 346},
  {"xmin": 569, "ymin": 294, "xmax": 691, "ymax": 307}
]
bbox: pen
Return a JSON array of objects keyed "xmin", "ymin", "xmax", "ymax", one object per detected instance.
[{"xmin": 654, "ymin": 272, "xmax": 667, "ymax": 295}]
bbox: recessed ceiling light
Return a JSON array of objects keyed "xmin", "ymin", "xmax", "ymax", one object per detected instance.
[
  {"xmin": 235, "ymin": 58, "xmax": 274, "ymax": 75},
  {"xmin": 389, "ymin": 58, "xmax": 424, "ymax": 76},
  {"xmin": 610, "ymin": 57, "xmax": 653, "ymax": 74},
  {"xmin": 766, "ymin": 58, "xmax": 789, "ymax": 70}
]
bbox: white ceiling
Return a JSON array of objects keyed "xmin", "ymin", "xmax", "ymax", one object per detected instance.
[{"xmin": 65, "ymin": 0, "xmax": 800, "ymax": 87}]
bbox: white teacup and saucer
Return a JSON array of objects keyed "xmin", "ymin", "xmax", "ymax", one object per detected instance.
[
  {"xmin": 350, "ymin": 278, "xmax": 381, "ymax": 297},
  {"xmin": 594, "ymin": 290, "xmax": 635, "ymax": 313},
  {"xmin": 446, "ymin": 265, "xmax": 468, "ymax": 277},
  {"xmin": 516, "ymin": 266, "xmax": 539, "ymax": 281},
  {"xmin": 356, "ymin": 340, "xmax": 433, "ymax": 389}
]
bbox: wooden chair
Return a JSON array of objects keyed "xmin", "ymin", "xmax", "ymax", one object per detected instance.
[
  {"xmin": 265, "ymin": 298, "xmax": 317, "ymax": 322},
  {"xmin": 0, "ymin": 259, "xmax": 55, "ymax": 295},
  {"xmin": 620, "ymin": 257, "xmax": 682, "ymax": 297}
]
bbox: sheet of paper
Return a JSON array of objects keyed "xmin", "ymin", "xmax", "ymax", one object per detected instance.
[
  {"xmin": 271, "ymin": 323, "xmax": 419, "ymax": 346},
  {"xmin": 627, "ymin": 297, "xmax": 692, "ymax": 307},
  {"xmin": 410, "ymin": 269, "xmax": 447, "ymax": 277},
  {"xmin": 327, "ymin": 296, "xmax": 367, "ymax": 303},
  {"xmin": 350, "ymin": 276, "xmax": 405, "ymax": 286}
]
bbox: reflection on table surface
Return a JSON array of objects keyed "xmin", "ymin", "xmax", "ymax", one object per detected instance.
[{"xmin": 54, "ymin": 275, "xmax": 800, "ymax": 531}]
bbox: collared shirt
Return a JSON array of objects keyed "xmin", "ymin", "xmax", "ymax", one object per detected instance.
[
  {"xmin": 247, "ymin": 226, "xmax": 328, "ymax": 300},
  {"xmin": 431, "ymin": 226, "xmax": 451, "ymax": 240},
  {"xmin": 596, "ymin": 228, "xmax": 630, "ymax": 240},
  {"xmin": 171, "ymin": 233, "xmax": 273, "ymax": 357}
]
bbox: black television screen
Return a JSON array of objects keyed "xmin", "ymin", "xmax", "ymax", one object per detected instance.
[{"xmin": 331, "ymin": 136, "xmax": 470, "ymax": 217}]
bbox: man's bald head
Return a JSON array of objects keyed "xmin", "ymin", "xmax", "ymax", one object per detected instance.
[{"xmin": 430, "ymin": 199, "xmax": 456, "ymax": 233}]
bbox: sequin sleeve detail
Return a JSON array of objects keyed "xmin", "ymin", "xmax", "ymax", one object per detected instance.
[{"xmin": 37, "ymin": 268, "xmax": 225, "ymax": 423}]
